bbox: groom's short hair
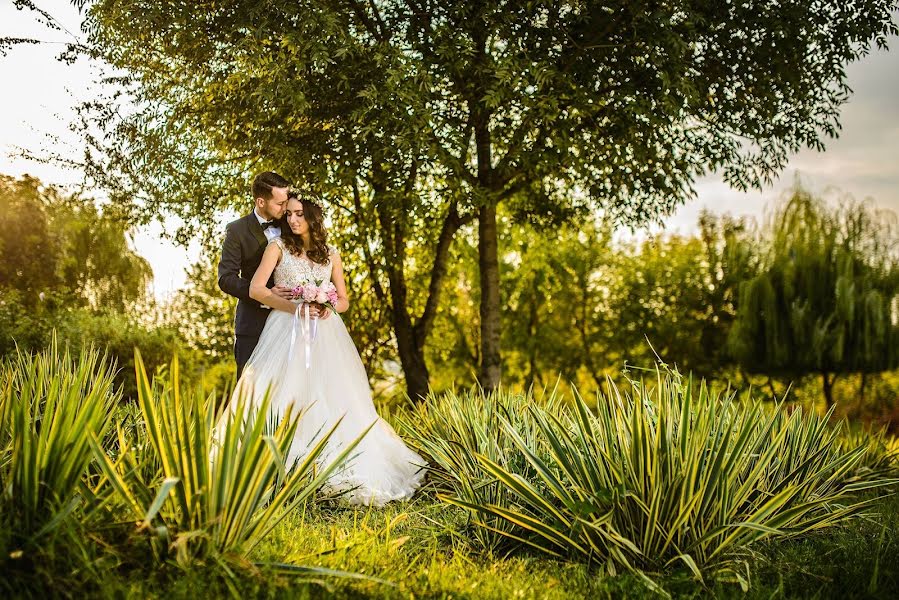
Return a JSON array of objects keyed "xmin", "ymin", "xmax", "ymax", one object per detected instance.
[{"xmin": 252, "ymin": 172, "xmax": 290, "ymax": 201}]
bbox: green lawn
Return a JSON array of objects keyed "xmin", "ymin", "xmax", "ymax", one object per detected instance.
[{"xmin": 12, "ymin": 489, "xmax": 892, "ymax": 599}]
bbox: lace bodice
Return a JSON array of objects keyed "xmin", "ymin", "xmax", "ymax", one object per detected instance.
[{"xmin": 271, "ymin": 237, "xmax": 335, "ymax": 288}]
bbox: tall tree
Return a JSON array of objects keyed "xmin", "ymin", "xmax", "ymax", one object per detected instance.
[
  {"xmin": 18, "ymin": 1, "xmax": 897, "ymax": 393},
  {"xmin": 0, "ymin": 174, "xmax": 151, "ymax": 312},
  {"xmin": 728, "ymin": 185, "xmax": 899, "ymax": 407},
  {"xmin": 67, "ymin": 0, "xmax": 476, "ymax": 400},
  {"xmin": 402, "ymin": 0, "xmax": 899, "ymax": 390}
]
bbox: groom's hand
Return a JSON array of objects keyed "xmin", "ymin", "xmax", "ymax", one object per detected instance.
[{"xmin": 271, "ymin": 285, "xmax": 294, "ymax": 300}]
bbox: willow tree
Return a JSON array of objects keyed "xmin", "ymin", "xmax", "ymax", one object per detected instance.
[
  {"xmin": 0, "ymin": 175, "xmax": 152, "ymax": 312},
  {"xmin": 728, "ymin": 186, "xmax": 899, "ymax": 407}
]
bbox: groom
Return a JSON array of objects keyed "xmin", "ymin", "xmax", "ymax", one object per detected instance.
[{"xmin": 218, "ymin": 171, "xmax": 294, "ymax": 379}]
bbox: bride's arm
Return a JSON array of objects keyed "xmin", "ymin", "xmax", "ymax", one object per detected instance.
[
  {"xmin": 329, "ymin": 251, "xmax": 350, "ymax": 314},
  {"xmin": 249, "ymin": 244, "xmax": 297, "ymax": 313}
]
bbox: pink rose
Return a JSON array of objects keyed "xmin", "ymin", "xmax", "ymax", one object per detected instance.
[
  {"xmin": 302, "ymin": 285, "xmax": 317, "ymax": 302},
  {"xmin": 315, "ymin": 290, "xmax": 328, "ymax": 304}
]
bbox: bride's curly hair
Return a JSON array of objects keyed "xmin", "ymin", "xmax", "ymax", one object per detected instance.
[{"xmin": 280, "ymin": 190, "xmax": 330, "ymax": 264}]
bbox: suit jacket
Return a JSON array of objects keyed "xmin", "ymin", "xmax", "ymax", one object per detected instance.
[{"xmin": 218, "ymin": 213, "xmax": 276, "ymax": 338}]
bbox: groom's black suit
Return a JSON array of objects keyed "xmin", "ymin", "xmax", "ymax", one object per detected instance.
[{"xmin": 218, "ymin": 212, "xmax": 277, "ymax": 379}]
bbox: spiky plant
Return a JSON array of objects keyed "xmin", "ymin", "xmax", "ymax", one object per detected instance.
[
  {"xmin": 0, "ymin": 336, "xmax": 118, "ymax": 546},
  {"xmin": 90, "ymin": 350, "xmax": 373, "ymax": 566}
]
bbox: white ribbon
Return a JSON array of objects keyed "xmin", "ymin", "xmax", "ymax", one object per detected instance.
[{"xmin": 288, "ymin": 302, "xmax": 318, "ymax": 369}]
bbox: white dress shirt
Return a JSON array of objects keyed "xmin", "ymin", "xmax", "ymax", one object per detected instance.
[{"xmin": 254, "ymin": 208, "xmax": 281, "ymax": 241}]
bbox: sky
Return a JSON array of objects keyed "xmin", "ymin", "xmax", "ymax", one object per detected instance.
[{"xmin": 2, "ymin": 2, "xmax": 898, "ymax": 297}]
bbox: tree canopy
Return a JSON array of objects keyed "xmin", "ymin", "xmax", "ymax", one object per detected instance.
[
  {"xmin": 10, "ymin": 0, "xmax": 897, "ymax": 395},
  {"xmin": 0, "ymin": 174, "xmax": 152, "ymax": 312}
]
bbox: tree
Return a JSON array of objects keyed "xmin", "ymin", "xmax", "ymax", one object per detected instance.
[
  {"xmin": 603, "ymin": 212, "xmax": 752, "ymax": 380},
  {"xmin": 19, "ymin": 1, "xmax": 897, "ymax": 393},
  {"xmin": 0, "ymin": 174, "xmax": 152, "ymax": 312},
  {"xmin": 168, "ymin": 255, "xmax": 237, "ymax": 362},
  {"xmin": 65, "ymin": 0, "xmax": 478, "ymax": 400},
  {"xmin": 0, "ymin": 175, "xmax": 189, "ymax": 397},
  {"xmin": 728, "ymin": 185, "xmax": 899, "ymax": 407},
  {"xmin": 0, "ymin": 175, "xmax": 66, "ymax": 302},
  {"xmin": 394, "ymin": 0, "xmax": 899, "ymax": 391}
]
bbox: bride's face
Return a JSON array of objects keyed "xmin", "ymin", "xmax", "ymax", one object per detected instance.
[{"xmin": 285, "ymin": 198, "xmax": 309, "ymax": 236}]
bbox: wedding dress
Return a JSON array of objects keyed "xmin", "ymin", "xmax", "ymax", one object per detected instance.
[{"xmin": 216, "ymin": 237, "xmax": 426, "ymax": 506}]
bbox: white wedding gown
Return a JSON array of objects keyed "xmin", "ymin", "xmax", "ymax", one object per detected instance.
[{"xmin": 216, "ymin": 237, "xmax": 426, "ymax": 506}]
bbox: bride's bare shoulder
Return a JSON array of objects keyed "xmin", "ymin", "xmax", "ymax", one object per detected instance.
[{"xmin": 266, "ymin": 237, "xmax": 285, "ymax": 264}]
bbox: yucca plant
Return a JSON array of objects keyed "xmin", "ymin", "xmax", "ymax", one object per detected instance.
[
  {"xmin": 396, "ymin": 386, "xmax": 568, "ymax": 553},
  {"xmin": 440, "ymin": 370, "xmax": 897, "ymax": 587},
  {"xmin": 835, "ymin": 423, "xmax": 899, "ymax": 479},
  {"xmin": 0, "ymin": 337, "xmax": 118, "ymax": 545},
  {"xmin": 90, "ymin": 350, "xmax": 373, "ymax": 566}
]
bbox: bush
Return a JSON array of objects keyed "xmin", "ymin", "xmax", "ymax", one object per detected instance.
[
  {"xmin": 90, "ymin": 351, "xmax": 371, "ymax": 567},
  {"xmin": 402, "ymin": 370, "xmax": 897, "ymax": 588},
  {"xmin": 396, "ymin": 386, "xmax": 570, "ymax": 553},
  {"xmin": 0, "ymin": 336, "xmax": 118, "ymax": 547},
  {"xmin": 1, "ymin": 342, "xmax": 371, "ymax": 594}
]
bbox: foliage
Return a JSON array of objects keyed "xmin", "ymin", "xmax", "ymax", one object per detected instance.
[
  {"xmin": 0, "ymin": 174, "xmax": 152, "ymax": 313},
  {"xmin": 65, "ymin": 0, "xmax": 899, "ymax": 392},
  {"xmin": 0, "ymin": 336, "xmax": 119, "ymax": 545},
  {"xmin": 0, "ymin": 288, "xmax": 54, "ymax": 356},
  {"xmin": 605, "ymin": 213, "xmax": 754, "ymax": 380},
  {"xmin": 0, "ymin": 174, "xmax": 181, "ymax": 398},
  {"xmin": 403, "ymin": 370, "xmax": 897, "ymax": 585},
  {"xmin": 396, "ymin": 385, "xmax": 569, "ymax": 553},
  {"xmin": 0, "ymin": 339, "xmax": 897, "ymax": 597},
  {"xmin": 90, "ymin": 350, "xmax": 372, "ymax": 566},
  {"xmin": 427, "ymin": 210, "xmax": 752, "ymax": 394},
  {"xmin": 729, "ymin": 185, "xmax": 899, "ymax": 406},
  {"xmin": 167, "ymin": 254, "xmax": 237, "ymax": 362}
]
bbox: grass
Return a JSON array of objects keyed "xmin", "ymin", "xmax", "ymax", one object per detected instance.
[{"xmin": 5, "ymin": 489, "xmax": 896, "ymax": 598}]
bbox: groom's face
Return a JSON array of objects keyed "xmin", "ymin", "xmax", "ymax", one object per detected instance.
[{"xmin": 256, "ymin": 186, "xmax": 289, "ymax": 221}]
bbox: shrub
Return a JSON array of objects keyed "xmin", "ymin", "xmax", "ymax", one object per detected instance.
[
  {"xmin": 0, "ymin": 336, "xmax": 118, "ymax": 546},
  {"xmin": 90, "ymin": 351, "xmax": 372, "ymax": 567},
  {"xmin": 405, "ymin": 371, "xmax": 897, "ymax": 588}
]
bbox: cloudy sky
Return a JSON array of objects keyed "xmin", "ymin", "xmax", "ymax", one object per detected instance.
[{"xmin": 2, "ymin": 2, "xmax": 898, "ymax": 296}]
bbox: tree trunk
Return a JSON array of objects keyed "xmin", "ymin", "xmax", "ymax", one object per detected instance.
[
  {"xmin": 478, "ymin": 205, "xmax": 502, "ymax": 391},
  {"xmin": 822, "ymin": 372, "xmax": 836, "ymax": 409},
  {"xmin": 392, "ymin": 309, "xmax": 431, "ymax": 401},
  {"xmin": 470, "ymin": 21, "xmax": 503, "ymax": 392},
  {"xmin": 381, "ymin": 227, "xmax": 431, "ymax": 401},
  {"xmin": 368, "ymin": 182, "xmax": 468, "ymax": 401}
]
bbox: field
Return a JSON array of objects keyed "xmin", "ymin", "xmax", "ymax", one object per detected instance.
[{"xmin": 3, "ymin": 345, "xmax": 898, "ymax": 598}]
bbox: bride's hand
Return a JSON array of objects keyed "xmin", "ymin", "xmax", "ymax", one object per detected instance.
[
  {"xmin": 319, "ymin": 307, "xmax": 332, "ymax": 320},
  {"xmin": 297, "ymin": 303, "xmax": 321, "ymax": 318}
]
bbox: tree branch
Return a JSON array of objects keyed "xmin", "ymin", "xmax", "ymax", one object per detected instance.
[
  {"xmin": 413, "ymin": 200, "xmax": 474, "ymax": 347},
  {"xmin": 351, "ymin": 177, "xmax": 387, "ymax": 304}
]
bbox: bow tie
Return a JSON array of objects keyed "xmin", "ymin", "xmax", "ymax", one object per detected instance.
[{"xmin": 260, "ymin": 220, "xmax": 278, "ymax": 230}]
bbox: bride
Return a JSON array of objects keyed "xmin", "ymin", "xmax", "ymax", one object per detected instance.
[{"xmin": 216, "ymin": 190, "xmax": 425, "ymax": 506}]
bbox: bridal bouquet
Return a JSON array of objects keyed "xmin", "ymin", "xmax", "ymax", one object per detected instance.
[
  {"xmin": 289, "ymin": 279, "xmax": 338, "ymax": 367},
  {"xmin": 291, "ymin": 279, "xmax": 339, "ymax": 312}
]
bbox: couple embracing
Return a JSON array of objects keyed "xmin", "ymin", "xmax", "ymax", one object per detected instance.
[{"xmin": 216, "ymin": 172, "xmax": 424, "ymax": 506}]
